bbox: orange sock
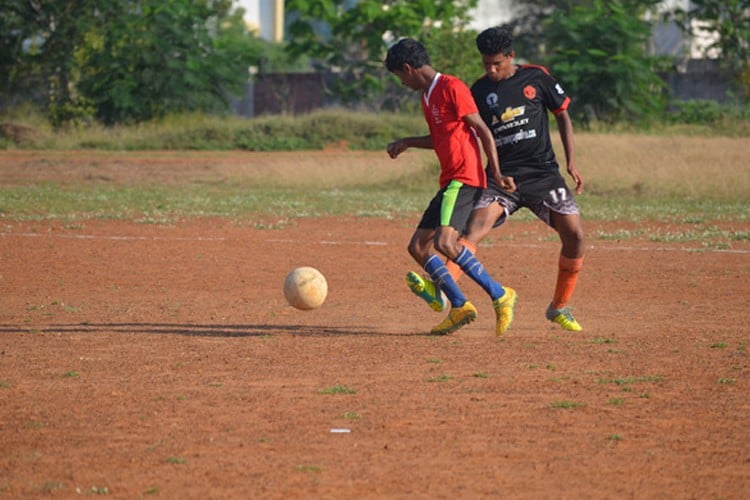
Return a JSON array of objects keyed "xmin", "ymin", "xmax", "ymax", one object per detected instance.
[
  {"xmin": 446, "ymin": 238, "xmax": 477, "ymax": 282},
  {"xmin": 552, "ymin": 256, "xmax": 583, "ymax": 309}
]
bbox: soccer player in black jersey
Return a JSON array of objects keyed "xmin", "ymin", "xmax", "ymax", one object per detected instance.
[{"xmin": 407, "ymin": 27, "xmax": 585, "ymax": 331}]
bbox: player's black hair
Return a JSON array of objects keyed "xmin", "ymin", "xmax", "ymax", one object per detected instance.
[
  {"xmin": 476, "ymin": 27, "xmax": 513, "ymax": 56},
  {"xmin": 385, "ymin": 38, "xmax": 431, "ymax": 72}
]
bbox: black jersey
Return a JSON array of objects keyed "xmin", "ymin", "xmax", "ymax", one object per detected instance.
[{"xmin": 471, "ymin": 64, "xmax": 570, "ymax": 181}]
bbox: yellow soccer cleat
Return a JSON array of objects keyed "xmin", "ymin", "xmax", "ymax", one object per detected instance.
[
  {"xmin": 545, "ymin": 303, "xmax": 583, "ymax": 331},
  {"xmin": 492, "ymin": 287, "xmax": 517, "ymax": 336},
  {"xmin": 406, "ymin": 271, "xmax": 446, "ymax": 312},
  {"xmin": 430, "ymin": 301, "xmax": 477, "ymax": 335}
]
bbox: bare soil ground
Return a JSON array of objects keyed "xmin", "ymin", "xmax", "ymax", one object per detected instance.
[{"xmin": 1, "ymin": 152, "xmax": 748, "ymax": 498}]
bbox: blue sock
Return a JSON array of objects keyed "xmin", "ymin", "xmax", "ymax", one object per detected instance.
[
  {"xmin": 454, "ymin": 246, "xmax": 504, "ymax": 301},
  {"xmin": 424, "ymin": 255, "xmax": 466, "ymax": 307}
]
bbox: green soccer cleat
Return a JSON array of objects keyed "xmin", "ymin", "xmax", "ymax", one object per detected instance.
[
  {"xmin": 430, "ymin": 301, "xmax": 477, "ymax": 335},
  {"xmin": 492, "ymin": 287, "xmax": 517, "ymax": 336},
  {"xmin": 406, "ymin": 271, "xmax": 446, "ymax": 312},
  {"xmin": 545, "ymin": 303, "xmax": 583, "ymax": 331}
]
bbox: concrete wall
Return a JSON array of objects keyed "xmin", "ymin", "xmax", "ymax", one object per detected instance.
[
  {"xmin": 251, "ymin": 73, "xmax": 325, "ymax": 116},
  {"xmin": 663, "ymin": 59, "xmax": 733, "ymax": 103}
]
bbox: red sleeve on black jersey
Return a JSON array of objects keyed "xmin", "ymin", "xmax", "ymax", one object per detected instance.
[
  {"xmin": 521, "ymin": 63, "xmax": 551, "ymax": 76},
  {"xmin": 552, "ymin": 96, "xmax": 571, "ymax": 115}
]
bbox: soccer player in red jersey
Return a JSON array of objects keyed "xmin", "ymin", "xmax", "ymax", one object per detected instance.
[{"xmin": 385, "ymin": 38, "xmax": 517, "ymax": 336}]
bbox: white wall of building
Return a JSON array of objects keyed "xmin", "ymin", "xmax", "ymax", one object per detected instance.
[
  {"xmin": 236, "ymin": 0, "xmax": 284, "ymax": 42},
  {"xmin": 467, "ymin": 0, "xmax": 517, "ymax": 31}
]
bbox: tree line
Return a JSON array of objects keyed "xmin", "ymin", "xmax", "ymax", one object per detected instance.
[{"xmin": 1, "ymin": 0, "xmax": 747, "ymax": 127}]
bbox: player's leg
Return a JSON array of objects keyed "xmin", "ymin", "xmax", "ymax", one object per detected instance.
[
  {"xmin": 444, "ymin": 201, "xmax": 505, "ymax": 281},
  {"xmin": 424, "ymin": 182, "xmax": 481, "ymax": 334},
  {"xmin": 406, "ymin": 186, "xmax": 476, "ymax": 334},
  {"xmin": 433, "ymin": 183, "xmax": 516, "ymax": 335},
  {"xmin": 424, "ymin": 225, "xmax": 478, "ymax": 335},
  {"xmin": 550, "ymin": 210, "xmax": 584, "ymax": 306},
  {"xmin": 409, "ymin": 185, "xmax": 515, "ymax": 312},
  {"xmin": 408, "ymin": 226, "xmax": 467, "ymax": 309},
  {"xmin": 526, "ymin": 175, "xmax": 584, "ymax": 331},
  {"xmin": 406, "ymin": 193, "xmax": 449, "ymax": 312},
  {"xmin": 545, "ymin": 211, "xmax": 584, "ymax": 331}
]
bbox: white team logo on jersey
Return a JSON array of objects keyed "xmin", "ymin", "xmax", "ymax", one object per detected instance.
[
  {"xmin": 486, "ymin": 93, "xmax": 499, "ymax": 107},
  {"xmin": 555, "ymin": 83, "xmax": 565, "ymax": 95}
]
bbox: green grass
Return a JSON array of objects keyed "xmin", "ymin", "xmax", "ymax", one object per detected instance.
[
  {"xmin": 550, "ymin": 400, "xmax": 585, "ymax": 409},
  {"xmin": 597, "ymin": 375, "xmax": 664, "ymax": 392},
  {"xmin": 0, "ymin": 109, "xmax": 428, "ymax": 151},
  {"xmin": 0, "ymin": 182, "xmax": 429, "ymax": 222},
  {"xmin": 2, "ymin": 107, "xmax": 748, "ymax": 151},
  {"xmin": 295, "ymin": 465, "xmax": 323, "ymax": 473},
  {"xmin": 1, "ymin": 111, "xmax": 748, "ymax": 244},
  {"xmin": 2, "ymin": 184, "xmax": 747, "ymax": 226},
  {"xmin": 319, "ymin": 384, "xmax": 357, "ymax": 395}
]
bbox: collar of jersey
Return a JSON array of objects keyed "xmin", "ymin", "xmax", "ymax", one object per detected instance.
[{"xmin": 423, "ymin": 72, "xmax": 442, "ymax": 106}]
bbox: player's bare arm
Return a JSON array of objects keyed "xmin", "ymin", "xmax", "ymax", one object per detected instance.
[
  {"xmin": 463, "ymin": 112, "xmax": 516, "ymax": 192},
  {"xmin": 387, "ymin": 135, "xmax": 433, "ymax": 158},
  {"xmin": 555, "ymin": 110, "xmax": 583, "ymax": 194}
]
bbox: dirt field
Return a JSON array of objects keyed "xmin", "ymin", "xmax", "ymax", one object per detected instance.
[{"xmin": 1, "ymin": 152, "xmax": 748, "ymax": 498}]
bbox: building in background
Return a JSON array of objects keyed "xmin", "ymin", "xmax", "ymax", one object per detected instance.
[{"xmin": 237, "ymin": 0, "xmax": 284, "ymax": 42}]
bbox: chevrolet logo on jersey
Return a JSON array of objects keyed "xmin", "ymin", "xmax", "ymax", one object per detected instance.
[{"xmin": 500, "ymin": 106, "xmax": 525, "ymax": 123}]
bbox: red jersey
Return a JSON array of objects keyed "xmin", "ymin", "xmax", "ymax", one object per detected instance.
[{"xmin": 421, "ymin": 74, "xmax": 487, "ymax": 189}]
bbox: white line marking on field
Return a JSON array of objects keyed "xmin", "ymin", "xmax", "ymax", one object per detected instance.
[
  {"xmin": 0, "ymin": 232, "xmax": 226, "ymax": 241},
  {"xmin": 1, "ymin": 232, "xmax": 748, "ymax": 254},
  {"xmin": 268, "ymin": 238, "xmax": 387, "ymax": 246}
]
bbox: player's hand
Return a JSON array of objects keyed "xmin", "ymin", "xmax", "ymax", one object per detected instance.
[
  {"xmin": 567, "ymin": 162, "xmax": 584, "ymax": 194},
  {"xmin": 495, "ymin": 174, "xmax": 516, "ymax": 193},
  {"xmin": 387, "ymin": 140, "xmax": 408, "ymax": 159}
]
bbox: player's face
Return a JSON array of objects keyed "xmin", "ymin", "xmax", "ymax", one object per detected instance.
[
  {"xmin": 392, "ymin": 68, "xmax": 419, "ymax": 91},
  {"xmin": 482, "ymin": 51, "xmax": 514, "ymax": 82}
]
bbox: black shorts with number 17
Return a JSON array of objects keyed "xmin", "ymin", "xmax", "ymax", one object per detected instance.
[{"xmin": 477, "ymin": 169, "xmax": 580, "ymax": 228}]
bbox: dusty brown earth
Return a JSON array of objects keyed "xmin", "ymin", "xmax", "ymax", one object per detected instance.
[{"xmin": 0, "ymin": 152, "xmax": 749, "ymax": 498}]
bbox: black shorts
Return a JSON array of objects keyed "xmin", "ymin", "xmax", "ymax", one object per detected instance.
[
  {"xmin": 418, "ymin": 180, "xmax": 482, "ymax": 233},
  {"xmin": 477, "ymin": 172, "xmax": 580, "ymax": 228}
]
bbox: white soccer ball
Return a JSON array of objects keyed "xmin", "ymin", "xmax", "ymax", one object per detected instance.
[{"xmin": 283, "ymin": 266, "xmax": 328, "ymax": 310}]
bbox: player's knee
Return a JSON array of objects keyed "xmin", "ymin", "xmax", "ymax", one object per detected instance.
[
  {"xmin": 434, "ymin": 238, "xmax": 458, "ymax": 260},
  {"xmin": 561, "ymin": 226, "xmax": 585, "ymax": 253}
]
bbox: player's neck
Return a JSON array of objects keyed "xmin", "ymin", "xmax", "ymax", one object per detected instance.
[
  {"xmin": 499, "ymin": 64, "xmax": 518, "ymax": 80},
  {"xmin": 420, "ymin": 67, "xmax": 439, "ymax": 90}
]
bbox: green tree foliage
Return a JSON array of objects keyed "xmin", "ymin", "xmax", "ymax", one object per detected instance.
[
  {"xmin": 285, "ymin": 0, "xmax": 477, "ymax": 110},
  {"xmin": 543, "ymin": 0, "xmax": 667, "ymax": 124},
  {"xmin": 423, "ymin": 26, "xmax": 483, "ymax": 86},
  {"xmin": 0, "ymin": 0, "xmax": 264, "ymax": 125},
  {"xmin": 0, "ymin": 0, "xmax": 99, "ymax": 123}
]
